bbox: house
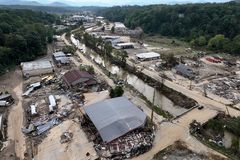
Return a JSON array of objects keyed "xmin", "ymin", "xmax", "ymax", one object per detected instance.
[
  {"xmin": 53, "ymin": 51, "xmax": 70, "ymax": 66},
  {"xmin": 69, "ymin": 15, "xmax": 85, "ymax": 22},
  {"xmin": 114, "ymin": 22, "xmax": 127, "ymax": 33},
  {"xmin": 62, "ymin": 69, "xmax": 97, "ymax": 88},
  {"xmin": 21, "ymin": 60, "xmax": 54, "ymax": 78},
  {"xmin": 116, "ymin": 43, "xmax": 134, "ymax": 49},
  {"xmin": 96, "ymin": 16, "xmax": 104, "ymax": 21},
  {"xmin": 136, "ymin": 52, "xmax": 160, "ymax": 61},
  {"xmin": 175, "ymin": 63, "xmax": 195, "ymax": 79},
  {"xmin": 84, "ymin": 97, "xmax": 147, "ymax": 143}
]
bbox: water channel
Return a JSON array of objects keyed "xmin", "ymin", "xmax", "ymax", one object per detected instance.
[{"xmin": 71, "ymin": 34, "xmax": 187, "ymax": 117}]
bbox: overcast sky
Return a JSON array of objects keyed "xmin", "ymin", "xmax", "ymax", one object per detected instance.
[{"xmin": 26, "ymin": 0, "xmax": 232, "ymax": 6}]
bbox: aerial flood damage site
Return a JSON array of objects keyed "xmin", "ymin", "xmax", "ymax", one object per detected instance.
[{"xmin": 0, "ymin": 1, "xmax": 240, "ymax": 160}]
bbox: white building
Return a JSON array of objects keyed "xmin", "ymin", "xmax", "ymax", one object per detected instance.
[
  {"xmin": 21, "ymin": 60, "xmax": 54, "ymax": 78},
  {"xmin": 116, "ymin": 43, "xmax": 135, "ymax": 49},
  {"xmin": 136, "ymin": 52, "xmax": 161, "ymax": 61},
  {"xmin": 114, "ymin": 22, "xmax": 127, "ymax": 33}
]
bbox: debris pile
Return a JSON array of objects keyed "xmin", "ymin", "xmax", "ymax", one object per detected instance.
[
  {"xmin": 95, "ymin": 129, "xmax": 154, "ymax": 159},
  {"xmin": 206, "ymin": 77, "xmax": 240, "ymax": 103},
  {"xmin": 81, "ymin": 116, "xmax": 154, "ymax": 159},
  {"xmin": 0, "ymin": 94, "xmax": 14, "ymax": 107},
  {"xmin": 60, "ymin": 132, "xmax": 73, "ymax": 144}
]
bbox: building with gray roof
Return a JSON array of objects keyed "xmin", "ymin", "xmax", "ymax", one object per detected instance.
[
  {"xmin": 175, "ymin": 63, "xmax": 195, "ymax": 79},
  {"xmin": 84, "ymin": 97, "xmax": 147, "ymax": 143},
  {"xmin": 53, "ymin": 51, "xmax": 70, "ymax": 65},
  {"xmin": 21, "ymin": 60, "xmax": 54, "ymax": 78}
]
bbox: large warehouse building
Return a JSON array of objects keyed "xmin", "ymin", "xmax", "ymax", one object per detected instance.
[
  {"xmin": 21, "ymin": 60, "xmax": 54, "ymax": 78},
  {"xmin": 84, "ymin": 97, "xmax": 147, "ymax": 143}
]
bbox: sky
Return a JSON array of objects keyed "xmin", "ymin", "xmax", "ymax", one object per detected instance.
[{"xmin": 26, "ymin": 0, "xmax": 231, "ymax": 6}]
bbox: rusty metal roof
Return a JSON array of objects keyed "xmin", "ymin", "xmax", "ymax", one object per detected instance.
[{"xmin": 63, "ymin": 69, "xmax": 94, "ymax": 86}]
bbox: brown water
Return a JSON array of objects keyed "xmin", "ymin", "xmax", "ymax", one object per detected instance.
[{"xmin": 71, "ymin": 34, "xmax": 187, "ymax": 117}]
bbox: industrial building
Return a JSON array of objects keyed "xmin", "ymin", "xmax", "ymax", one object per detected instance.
[
  {"xmin": 136, "ymin": 52, "xmax": 160, "ymax": 61},
  {"xmin": 62, "ymin": 69, "xmax": 97, "ymax": 88},
  {"xmin": 116, "ymin": 43, "xmax": 135, "ymax": 49},
  {"xmin": 84, "ymin": 97, "xmax": 147, "ymax": 143},
  {"xmin": 21, "ymin": 60, "xmax": 54, "ymax": 78},
  {"xmin": 52, "ymin": 51, "xmax": 70, "ymax": 66}
]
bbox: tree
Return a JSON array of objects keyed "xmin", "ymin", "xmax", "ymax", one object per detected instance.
[
  {"xmin": 208, "ymin": 34, "xmax": 230, "ymax": 51},
  {"xmin": 111, "ymin": 26, "xmax": 115, "ymax": 33},
  {"xmin": 198, "ymin": 36, "xmax": 207, "ymax": 46},
  {"xmin": 110, "ymin": 86, "xmax": 124, "ymax": 98},
  {"xmin": 62, "ymin": 46, "xmax": 76, "ymax": 54},
  {"xmin": 162, "ymin": 53, "xmax": 178, "ymax": 68},
  {"xmin": 231, "ymin": 35, "xmax": 240, "ymax": 54},
  {"xmin": 101, "ymin": 26, "xmax": 105, "ymax": 32},
  {"xmin": 97, "ymin": 21, "xmax": 102, "ymax": 26},
  {"xmin": 79, "ymin": 65, "xmax": 95, "ymax": 74},
  {"xmin": 0, "ymin": 9, "xmax": 57, "ymax": 75}
]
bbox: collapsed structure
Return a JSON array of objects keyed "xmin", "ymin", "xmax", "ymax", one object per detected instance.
[
  {"xmin": 84, "ymin": 96, "xmax": 147, "ymax": 143},
  {"xmin": 0, "ymin": 94, "xmax": 14, "ymax": 107},
  {"xmin": 21, "ymin": 60, "xmax": 54, "ymax": 78}
]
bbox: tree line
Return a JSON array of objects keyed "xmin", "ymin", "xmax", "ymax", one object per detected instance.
[
  {"xmin": 75, "ymin": 31, "xmax": 128, "ymax": 67},
  {"xmin": 97, "ymin": 2, "xmax": 240, "ymax": 54},
  {"xmin": 0, "ymin": 9, "xmax": 57, "ymax": 75}
]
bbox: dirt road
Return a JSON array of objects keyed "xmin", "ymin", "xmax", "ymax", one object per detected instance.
[
  {"xmin": 133, "ymin": 107, "xmax": 225, "ymax": 160},
  {"xmin": 6, "ymin": 70, "xmax": 26, "ymax": 160},
  {"xmin": 63, "ymin": 33, "xmax": 228, "ymax": 159}
]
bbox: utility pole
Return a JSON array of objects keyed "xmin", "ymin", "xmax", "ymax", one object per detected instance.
[
  {"xmin": 189, "ymin": 80, "xmax": 192, "ymax": 90},
  {"xmin": 203, "ymin": 84, "xmax": 207, "ymax": 97},
  {"xmin": 151, "ymin": 87, "xmax": 155, "ymax": 123},
  {"xmin": 226, "ymin": 106, "xmax": 230, "ymax": 116}
]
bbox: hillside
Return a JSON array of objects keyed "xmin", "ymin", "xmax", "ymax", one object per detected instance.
[
  {"xmin": 0, "ymin": 9, "xmax": 56, "ymax": 74},
  {"xmin": 97, "ymin": 2, "xmax": 240, "ymax": 54}
]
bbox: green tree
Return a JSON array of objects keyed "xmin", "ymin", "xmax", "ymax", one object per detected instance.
[
  {"xmin": 110, "ymin": 86, "xmax": 124, "ymax": 98},
  {"xmin": 198, "ymin": 36, "xmax": 207, "ymax": 46},
  {"xmin": 62, "ymin": 46, "xmax": 76, "ymax": 54},
  {"xmin": 231, "ymin": 35, "xmax": 240, "ymax": 54},
  {"xmin": 208, "ymin": 34, "xmax": 230, "ymax": 51},
  {"xmin": 111, "ymin": 26, "xmax": 115, "ymax": 33}
]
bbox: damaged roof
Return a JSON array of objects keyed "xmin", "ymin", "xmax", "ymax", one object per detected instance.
[
  {"xmin": 63, "ymin": 69, "xmax": 95, "ymax": 86},
  {"xmin": 84, "ymin": 97, "xmax": 147, "ymax": 143}
]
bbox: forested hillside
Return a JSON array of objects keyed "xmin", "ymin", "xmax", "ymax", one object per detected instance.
[
  {"xmin": 0, "ymin": 9, "xmax": 56, "ymax": 74},
  {"xmin": 97, "ymin": 2, "xmax": 240, "ymax": 54}
]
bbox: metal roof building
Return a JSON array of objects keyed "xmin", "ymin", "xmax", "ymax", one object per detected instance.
[
  {"xmin": 175, "ymin": 63, "xmax": 195, "ymax": 79},
  {"xmin": 21, "ymin": 60, "xmax": 54, "ymax": 78},
  {"xmin": 53, "ymin": 52, "xmax": 70, "ymax": 65},
  {"xmin": 136, "ymin": 52, "xmax": 160, "ymax": 61},
  {"xmin": 116, "ymin": 43, "xmax": 135, "ymax": 49},
  {"xmin": 84, "ymin": 97, "xmax": 147, "ymax": 143},
  {"xmin": 62, "ymin": 69, "xmax": 96, "ymax": 87}
]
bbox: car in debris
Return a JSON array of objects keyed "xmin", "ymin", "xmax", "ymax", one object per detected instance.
[{"xmin": 197, "ymin": 105, "xmax": 204, "ymax": 110}]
